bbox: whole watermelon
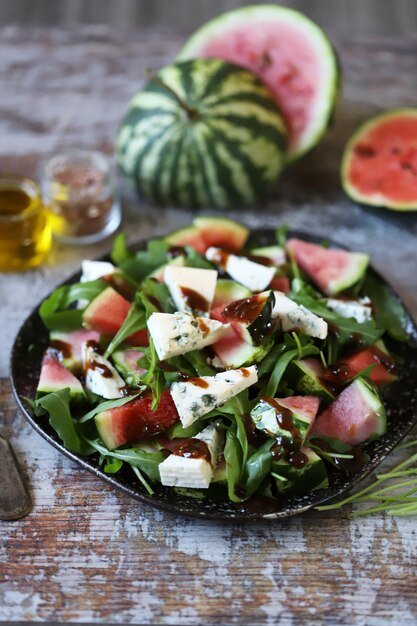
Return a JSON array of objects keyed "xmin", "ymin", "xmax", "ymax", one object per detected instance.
[{"xmin": 116, "ymin": 58, "xmax": 287, "ymax": 209}]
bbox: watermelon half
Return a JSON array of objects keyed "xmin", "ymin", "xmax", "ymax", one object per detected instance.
[
  {"xmin": 116, "ymin": 58, "xmax": 287, "ymax": 209},
  {"xmin": 341, "ymin": 109, "xmax": 417, "ymax": 211},
  {"xmin": 178, "ymin": 4, "xmax": 340, "ymax": 160},
  {"xmin": 286, "ymin": 238, "xmax": 369, "ymax": 296}
]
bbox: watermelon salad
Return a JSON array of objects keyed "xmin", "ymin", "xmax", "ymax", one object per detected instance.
[{"xmin": 31, "ymin": 217, "xmax": 408, "ymax": 506}]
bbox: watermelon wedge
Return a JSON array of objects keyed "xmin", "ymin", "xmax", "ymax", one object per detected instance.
[
  {"xmin": 286, "ymin": 238, "xmax": 369, "ymax": 295},
  {"xmin": 178, "ymin": 4, "xmax": 340, "ymax": 160},
  {"xmin": 37, "ymin": 350, "xmax": 86, "ymax": 403},
  {"xmin": 95, "ymin": 391, "xmax": 179, "ymax": 450},
  {"xmin": 311, "ymin": 378, "xmax": 386, "ymax": 445},
  {"xmin": 164, "ymin": 216, "xmax": 249, "ymax": 254},
  {"xmin": 49, "ymin": 329, "xmax": 100, "ymax": 372},
  {"xmin": 339, "ymin": 342, "xmax": 397, "ymax": 386},
  {"xmin": 251, "ymin": 395, "xmax": 319, "ymax": 443},
  {"xmin": 342, "ymin": 108, "xmax": 417, "ymax": 211},
  {"xmin": 83, "ymin": 287, "xmax": 148, "ymax": 346}
]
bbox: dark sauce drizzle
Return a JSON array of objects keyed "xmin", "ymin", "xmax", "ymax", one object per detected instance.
[
  {"xmin": 166, "ymin": 438, "xmax": 211, "ymax": 463},
  {"xmin": 262, "ymin": 398, "xmax": 308, "ymax": 469},
  {"xmin": 180, "ymin": 286, "xmax": 209, "ymax": 312}
]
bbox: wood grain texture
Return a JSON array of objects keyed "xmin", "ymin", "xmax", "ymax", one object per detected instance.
[{"xmin": 0, "ymin": 25, "xmax": 417, "ymax": 625}]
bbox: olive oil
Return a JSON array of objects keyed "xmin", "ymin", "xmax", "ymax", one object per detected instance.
[{"xmin": 0, "ymin": 176, "xmax": 52, "ymax": 271}]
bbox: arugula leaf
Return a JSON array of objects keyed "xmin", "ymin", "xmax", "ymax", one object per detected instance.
[
  {"xmin": 183, "ymin": 246, "xmax": 213, "ymax": 270},
  {"xmin": 224, "ymin": 430, "xmax": 244, "ymax": 502},
  {"xmin": 138, "ymin": 278, "xmax": 175, "ymax": 316},
  {"xmin": 182, "ymin": 350, "xmax": 216, "ymax": 377},
  {"xmin": 242, "ymin": 440, "xmax": 274, "ymax": 498},
  {"xmin": 111, "ymin": 233, "xmax": 134, "ymax": 266},
  {"xmin": 167, "ymin": 418, "xmax": 207, "ymax": 439},
  {"xmin": 104, "ymin": 303, "xmax": 146, "ymax": 357},
  {"xmin": 40, "ymin": 279, "xmax": 106, "ymax": 331},
  {"xmin": 119, "ymin": 239, "xmax": 171, "ymax": 282},
  {"xmin": 79, "ymin": 393, "xmax": 142, "ymax": 423},
  {"xmin": 276, "ymin": 224, "xmax": 288, "ymax": 248},
  {"xmin": 86, "ymin": 438, "xmax": 164, "ymax": 482},
  {"xmin": 265, "ymin": 344, "xmax": 320, "ymax": 397},
  {"xmin": 216, "ymin": 393, "xmax": 250, "ymax": 470},
  {"xmin": 138, "ymin": 338, "xmax": 165, "ymax": 410},
  {"xmin": 362, "ymin": 273, "xmax": 408, "ymax": 342},
  {"xmin": 35, "ymin": 389, "xmax": 93, "ymax": 455},
  {"xmin": 104, "ymin": 458, "xmax": 124, "ymax": 474}
]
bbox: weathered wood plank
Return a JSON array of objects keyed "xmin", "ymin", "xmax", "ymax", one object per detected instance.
[{"xmin": 1, "ymin": 25, "xmax": 417, "ymax": 625}]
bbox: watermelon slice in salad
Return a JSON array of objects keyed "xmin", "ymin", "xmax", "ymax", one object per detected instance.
[
  {"xmin": 30, "ymin": 216, "xmax": 407, "ymax": 511},
  {"xmin": 286, "ymin": 238, "xmax": 369, "ymax": 295},
  {"xmin": 178, "ymin": 4, "xmax": 340, "ymax": 160}
]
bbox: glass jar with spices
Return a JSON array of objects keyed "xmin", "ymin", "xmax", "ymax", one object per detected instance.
[{"xmin": 41, "ymin": 150, "xmax": 121, "ymax": 244}]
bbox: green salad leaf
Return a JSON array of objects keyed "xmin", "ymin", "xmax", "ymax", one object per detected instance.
[
  {"xmin": 362, "ymin": 273, "xmax": 408, "ymax": 342},
  {"xmin": 34, "ymin": 389, "xmax": 93, "ymax": 455},
  {"xmin": 40, "ymin": 279, "xmax": 106, "ymax": 331}
]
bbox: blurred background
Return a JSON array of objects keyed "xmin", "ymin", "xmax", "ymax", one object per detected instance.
[{"xmin": 1, "ymin": 0, "xmax": 416, "ymax": 35}]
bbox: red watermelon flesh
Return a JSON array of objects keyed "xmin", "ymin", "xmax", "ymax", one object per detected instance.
[
  {"xmin": 95, "ymin": 390, "xmax": 179, "ymax": 450},
  {"xmin": 340, "ymin": 346, "xmax": 397, "ymax": 386},
  {"xmin": 342, "ymin": 109, "xmax": 417, "ymax": 210},
  {"xmin": 165, "ymin": 217, "xmax": 249, "ymax": 254},
  {"xmin": 286, "ymin": 238, "xmax": 369, "ymax": 295},
  {"xmin": 279, "ymin": 395, "xmax": 320, "ymax": 438},
  {"xmin": 37, "ymin": 350, "xmax": 85, "ymax": 400},
  {"xmin": 270, "ymin": 276, "xmax": 290, "ymax": 293},
  {"xmin": 178, "ymin": 5, "xmax": 339, "ymax": 159},
  {"xmin": 82, "ymin": 287, "xmax": 149, "ymax": 346},
  {"xmin": 311, "ymin": 378, "xmax": 386, "ymax": 445}
]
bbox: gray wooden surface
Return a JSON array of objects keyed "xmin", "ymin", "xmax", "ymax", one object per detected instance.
[
  {"xmin": 0, "ymin": 24, "xmax": 417, "ymax": 626},
  {"xmin": 1, "ymin": 0, "xmax": 417, "ymax": 36}
]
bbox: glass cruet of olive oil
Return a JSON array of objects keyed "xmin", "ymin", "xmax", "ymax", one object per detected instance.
[{"xmin": 0, "ymin": 175, "xmax": 52, "ymax": 272}]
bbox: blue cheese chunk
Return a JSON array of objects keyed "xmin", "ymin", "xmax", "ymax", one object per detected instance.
[
  {"xmin": 80, "ymin": 260, "xmax": 115, "ymax": 283},
  {"xmin": 206, "ymin": 247, "xmax": 275, "ymax": 292},
  {"xmin": 164, "ymin": 265, "xmax": 217, "ymax": 316},
  {"xmin": 272, "ymin": 291, "xmax": 328, "ymax": 340},
  {"xmin": 147, "ymin": 311, "xmax": 230, "ymax": 361},
  {"xmin": 158, "ymin": 423, "xmax": 223, "ymax": 489},
  {"xmin": 170, "ymin": 365, "xmax": 258, "ymax": 427},
  {"xmin": 326, "ymin": 297, "xmax": 372, "ymax": 323},
  {"xmin": 158, "ymin": 455, "xmax": 213, "ymax": 488},
  {"xmin": 82, "ymin": 342, "xmax": 125, "ymax": 399}
]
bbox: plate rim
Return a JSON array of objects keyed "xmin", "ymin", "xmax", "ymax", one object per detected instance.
[{"xmin": 10, "ymin": 227, "xmax": 417, "ymax": 521}]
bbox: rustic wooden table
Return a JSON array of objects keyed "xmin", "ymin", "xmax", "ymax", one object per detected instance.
[{"xmin": 1, "ymin": 25, "xmax": 417, "ymax": 626}]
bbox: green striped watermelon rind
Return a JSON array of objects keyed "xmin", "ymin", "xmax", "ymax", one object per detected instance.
[
  {"xmin": 116, "ymin": 58, "xmax": 287, "ymax": 209},
  {"xmin": 177, "ymin": 4, "xmax": 341, "ymax": 161},
  {"xmin": 341, "ymin": 108, "xmax": 417, "ymax": 212}
]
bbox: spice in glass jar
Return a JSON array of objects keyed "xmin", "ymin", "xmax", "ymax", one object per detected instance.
[{"xmin": 42, "ymin": 150, "xmax": 121, "ymax": 244}]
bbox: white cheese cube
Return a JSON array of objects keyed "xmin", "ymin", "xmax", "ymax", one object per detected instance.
[
  {"xmin": 164, "ymin": 265, "xmax": 217, "ymax": 316},
  {"xmin": 170, "ymin": 365, "xmax": 258, "ymax": 427},
  {"xmin": 80, "ymin": 260, "xmax": 115, "ymax": 283},
  {"xmin": 159, "ymin": 422, "xmax": 224, "ymax": 489},
  {"xmin": 82, "ymin": 342, "xmax": 125, "ymax": 399},
  {"xmin": 159, "ymin": 455, "xmax": 213, "ymax": 488},
  {"xmin": 147, "ymin": 311, "xmax": 230, "ymax": 361},
  {"xmin": 195, "ymin": 423, "xmax": 223, "ymax": 468},
  {"xmin": 206, "ymin": 247, "xmax": 275, "ymax": 292},
  {"xmin": 326, "ymin": 297, "xmax": 372, "ymax": 323},
  {"xmin": 272, "ymin": 291, "xmax": 328, "ymax": 340}
]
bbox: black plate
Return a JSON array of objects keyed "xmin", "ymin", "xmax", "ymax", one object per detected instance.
[{"xmin": 10, "ymin": 229, "xmax": 417, "ymax": 520}]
